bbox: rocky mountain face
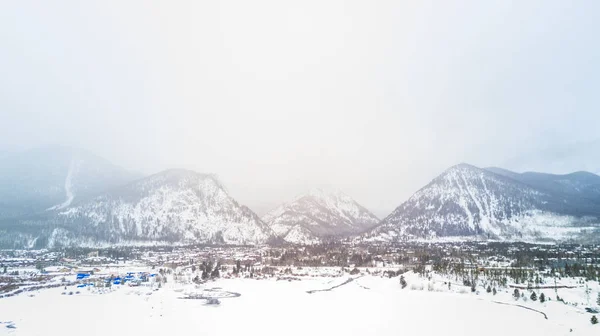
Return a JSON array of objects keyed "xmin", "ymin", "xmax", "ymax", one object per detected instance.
[
  {"xmin": 0, "ymin": 146, "xmax": 141, "ymax": 219},
  {"xmin": 262, "ymin": 189, "xmax": 379, "ymax": 244},
  {"xmin": 364, "ymin": 164, "xmax": 600, "ymax": 243},
  {"xmin": 0, "ymin": 169, "xmax": 274, "ymax": 248}
]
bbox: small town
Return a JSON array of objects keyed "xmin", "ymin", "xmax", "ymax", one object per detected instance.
[
  {"xmin": 3, "ymin": 242, "xmax": 600, "ymax": 299},
  {"xmin": 3, "ymin": 1, "xmax": 600, "ymax": 335}
]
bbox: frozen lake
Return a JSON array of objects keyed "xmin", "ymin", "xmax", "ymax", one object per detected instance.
[{"xmin": 0, "ymin": 275, "xmax": 595, "ymax": 336}]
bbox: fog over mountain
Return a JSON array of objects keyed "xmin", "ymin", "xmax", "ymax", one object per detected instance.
[
  {"xmin": 2, "ymin": 1, "xmax": 600, "ymax": 216},
  {"xmin": 1, "ymin": 146, "xmax": 599, "ymax": 248},
  {"xmin": 262, "ymin": 188, "xmax": 379, "ymax": 244},
  {"xmin": 4, "ymin": 4, "xmax": 600, "ymax": 336},
  {"xmin": 0, "ymin": 146, "xmax": 140, "ymax": 219}
]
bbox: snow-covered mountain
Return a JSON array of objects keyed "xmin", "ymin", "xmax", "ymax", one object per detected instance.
[
  {"xmin": 364, "ymin": 164, "xmax": 600, "ymax": 243},
  {"xmin": 486, "ymin": 167, "xmax": 600, "ymax": 202},
  {"xmin": 263, "ymin": 189, "xmax": 379, "ymax": 244},
  {"xmin": 0, "ymin": 169, "xmax": 274, "ymax": 248},
  {"xmin": 0, "ymin": 146, "xmax": 140, "ymax": 219}
]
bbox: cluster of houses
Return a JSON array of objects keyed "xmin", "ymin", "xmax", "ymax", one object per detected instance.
[{"xmin": 73, "ymin": 269, "xmax": 162, "ymax": 288}]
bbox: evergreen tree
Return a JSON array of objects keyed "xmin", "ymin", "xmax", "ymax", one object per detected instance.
[
  {"xmin": 597, "ymin": 292, "xmax": 600, "ymax": 306},
  {"xmin": 592, "ymin": 315, "xmax": 598, "ymax": 325},
  {"xmin": 399, "ymin": 275, "xmax": 407, "ymax": 289},
  {"xmin": 211, "ymin": 262, "xmax": 221, "ymax": 278},
  {"xmin": 492, "ymin": 288, "xmax": 497, "ymax": 295},
  {"xmin": 539, "ymin": 293, "xmax": 545, "ymax": 303},
  {"xmin": 530, "ymin": 292, "xmax": 537, "ymax": 301},
  {"xmin": 207, "ymin": 261, "xmax": 214, "ymax": 276},
  {"xmin": 513, "ymin": 288, "xmax": 520, "ymax": 300},
  {"xmin": 486, "ymin": 285, "xmax": 492, "ymax": 293}
]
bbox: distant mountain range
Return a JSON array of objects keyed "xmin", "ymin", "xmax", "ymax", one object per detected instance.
[
  {"xmin": 363, "ymin": 164, "xmax": 600, "ymax": 243},
  {"xmin": 485, "ymin": 167, "xmax": 600, "ymax": 202},
  {"xmin": 1, "ymin": 146, "xmax": 600, "ymax": 248},
  {"xmin": 262, "ymin": 189, "xmax": 379, "ymax": 244}
]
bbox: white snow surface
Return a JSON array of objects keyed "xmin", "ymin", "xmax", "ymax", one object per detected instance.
[
  {"xmin": 1, "ymin": 274, "xmax": 597, "ymax": 336},
  {"xmin": 262, "ymin": 188, "xmax": 379, "ymax": 244}
]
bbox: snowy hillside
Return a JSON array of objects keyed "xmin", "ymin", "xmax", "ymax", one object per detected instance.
[
  {"xmin": 0, "ymin": 146, "xmax": 140, "ymax": 218},
  {"xmin": 263, "ymin": 189, "xmax": 379, "ymax": 244},
  {"xmin": 364, "ymin": 164, "xmax": 600, "ymax": 242},
  {"xmin": 486, "ymin": 167, "xmax": 600, "ymax": 202},
  {"xmin": 0, "ymin": 274, "xmax": 587, "ymax": 336},
  {"xmin": 0, "ymin": 169, "xmax": 274, "ymax": 248}
]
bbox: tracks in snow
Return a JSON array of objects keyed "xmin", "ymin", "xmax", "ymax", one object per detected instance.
[
  {"xmin": 306, "ymin": 276, "xmax": 364, "ymax": 294},
  {"xmin": 489, "ymin": 300, "xmax": 548, "ymax": 319}
]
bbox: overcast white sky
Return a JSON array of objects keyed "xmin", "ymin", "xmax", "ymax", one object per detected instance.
[{"xmin": 1, "ymin": 1, "xmax": 600, "ymax": 216}]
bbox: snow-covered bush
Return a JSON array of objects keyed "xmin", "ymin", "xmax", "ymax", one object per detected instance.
[{"xmin": 513, "ymin": 288, "xmax": 520, "ymax": 300}]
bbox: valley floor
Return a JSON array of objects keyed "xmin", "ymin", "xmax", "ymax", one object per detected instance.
[{"xmin": 1, "ymin": 273, "xmax": 598, "ymax": 336}]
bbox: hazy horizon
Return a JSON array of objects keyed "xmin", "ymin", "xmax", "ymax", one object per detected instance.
[
  {"xmin": 2, "ymin": 143, "xmax": 599, "ymax": 218},
  {"xmin": 2, "ymin": 1, "xmax": 600, "ymax": 217}
]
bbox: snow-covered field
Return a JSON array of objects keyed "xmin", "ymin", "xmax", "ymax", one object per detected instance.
[{"xmin": 1, "ymin": 273, "xmax": 598, "ymax": 336}]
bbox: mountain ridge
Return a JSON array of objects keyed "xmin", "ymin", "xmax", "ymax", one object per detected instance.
[
  {"xmin": 485, "ymin": 167, "xmax": 600, "ymax": 202},
  {"xmin": 363, "ymin": 163, "xmax": 600, "ymax": 243},
  {"xmin": 2, "ymin": 146, "xmax": 600, "ymax": 247},
  {"xmin": 262, "ymin": 188, "xmax": 379, "ymax": 244},
  {"xmin": 0, "ymin": 168, "xmax": 274, "ymax": 248}
]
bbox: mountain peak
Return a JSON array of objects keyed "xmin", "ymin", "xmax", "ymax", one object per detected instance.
[
  {"xmin": 363, "ymin": 163, "xmax": 600, "ymax": 243},
  {"xmin": 152, "ymin": 168, "xmax": 212, "ymax": 179},
  {"xmin": 159, "ymin": 168, "xmax": 199, "ymax": 175},
  {"xmin": 4, "ymin": 168, "xmax": 273, "ymax": 248},
  {"xmin": 304, "ymin": 188, "xmax": 348, "ymax": 201},
  {"xmin": 445, "ymin": 163, "xmax": 480, "ymax": 173},
  {"xmin": 141, "ymin": 169, "xmax": 224, "ymax": 190},
  {"xmin": 263, "ymin": 189, "xmax": 379, "ymax": 244}
]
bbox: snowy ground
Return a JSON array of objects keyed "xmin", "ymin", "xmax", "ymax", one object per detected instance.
[{"xmin": 0, "ymin": 273, "xmax": 598, "ymax": 336}]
